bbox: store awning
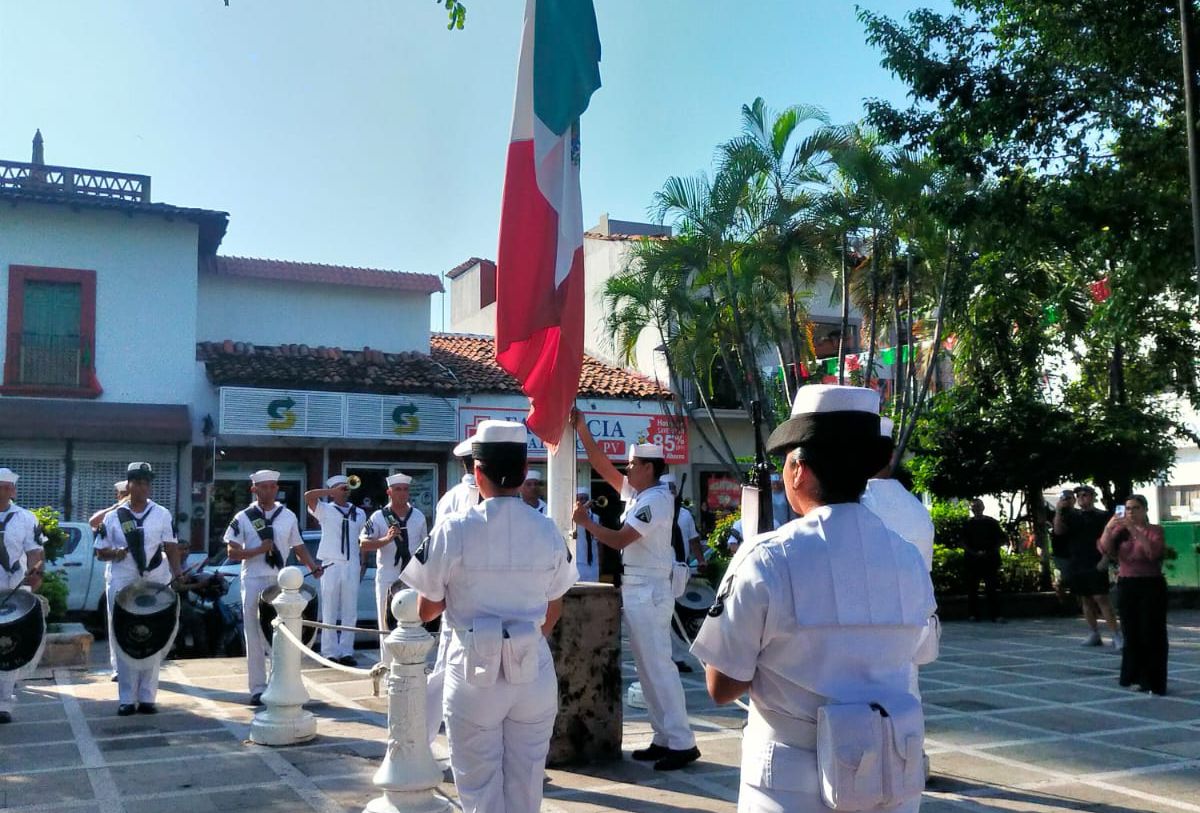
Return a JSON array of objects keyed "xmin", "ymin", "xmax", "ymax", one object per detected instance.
[{"xmin": 0, "ymin": 399, "xmax": 191, "ymax": 443}]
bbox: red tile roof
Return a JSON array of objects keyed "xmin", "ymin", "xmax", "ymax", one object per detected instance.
[
  {"xmin": 430, "ymin": 333, "xmax": 671, "ymax": 399},
  {"xmin": 211, "ymin": 256, "xmax": 443, "ymax": 294},
  {"xmin": 197, "ymin": 341, "xmax": 459, "ymax": 394},
  {"xmin": 445, "ymin": 257, "xmax": 491, "ymax": 280},
  {"xmin": 197, "ymin": 336, "xmax": 673, "ymax": 401}
]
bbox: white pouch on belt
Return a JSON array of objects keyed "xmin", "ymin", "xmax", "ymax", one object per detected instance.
[
  {"xmin": 500, "ymin": 621, "xmax": 540, "ymax": 684},
  {"xmin": 670, "ymin": 561, "xmax": 691, "ymax": 599},
  {"xmin": 465, "ymin": 617, "xmax": 503, "ymax": 687},
  {"xmin": 816, "ymin": 695, "xmax": 924, "ymax": 811}
]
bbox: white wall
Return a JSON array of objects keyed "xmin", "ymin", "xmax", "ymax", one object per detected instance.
[
  {"xmin": 0, "ymin": 202, "xmax": 200, "ymax": 404},
  {"xmin": 197, "ymin": 271, "xmax": 431, "ymax": 352}
]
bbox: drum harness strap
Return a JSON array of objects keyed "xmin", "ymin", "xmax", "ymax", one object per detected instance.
[
  {"xmin": 0, "ymin": 512, "xmax": 19, "ymax": 574},
  {"xmin": 245, "ymin": 505, "xmax": 285, "ymax": 569},
  {"xmin": 382, "ymin": 505, "xmax": 414, "ymax": 569},
  {"xmin": 116, "ymin": 506, "xmax": 162, "ymax": 575}
]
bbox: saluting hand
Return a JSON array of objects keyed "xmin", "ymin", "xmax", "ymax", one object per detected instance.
[{"xmin": 571, "ymin": 502, "xmax": 591, "ymax": 527}]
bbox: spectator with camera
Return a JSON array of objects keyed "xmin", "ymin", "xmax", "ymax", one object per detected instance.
[
  {"xmin": 1099, "ymin": 495, "xmax": 1168, "ymax": 695},
  {"xmin": 1053, "ymin": 485, "xmax": 1121, "ymax": 649}
]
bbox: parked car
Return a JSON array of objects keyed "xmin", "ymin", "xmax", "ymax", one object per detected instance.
[{"xmin": 49, "ymin": 521, "xmax": 108, "ymax": 622}]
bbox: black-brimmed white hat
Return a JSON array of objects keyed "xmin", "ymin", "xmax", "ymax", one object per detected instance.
[{"xmin": 765, "ymin": 385, "xmax": 881, "ymax": 455}]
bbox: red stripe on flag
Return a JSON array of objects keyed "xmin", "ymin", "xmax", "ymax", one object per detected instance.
[{"xmin": 496, "ymin": 139, "xmax": 584, "ymax": 445}]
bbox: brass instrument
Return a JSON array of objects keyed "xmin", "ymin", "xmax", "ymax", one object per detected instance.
[
  {"xmin": 590, "ymin": 495, "xmax": 608, "ymax": 509},
  {"xmin": 346, "ymin": 475, "xmax": 363, "ymax": 490}
]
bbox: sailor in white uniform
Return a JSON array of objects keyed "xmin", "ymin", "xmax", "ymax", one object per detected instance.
[
  {"xmin": 573, "ymin": 487, "xmax": 601, "ymax": 582},
  {"xmin": 519, "ymin": 469, "xmax": 547, "ymax": 514},
  {"xmin": 861, "ymin": 417, "xmax": 935, "ymax": 571},
  {"xmin": 403, "ymin": 420, "xmax": 577, "ymax": 813},
  {"xmin": 692, "ymin": 386, "xmax": 938, "ymax": 813},
  {"xmin": 427, "ymin": 435, "xmax": 482, "ymax": 749},
  {"xmin": 573, "ymin": 409, "xmax": 700, "ymax": 771},
  {"xmin": 305, "ymin": 476, "xmax": 368, "ymax": 666},
  {"xmin": 360, "ymin": 472, "xmax": 427, "ymax": 662},
  {"xmin": 95, "ymin": 462, "xmax": 182, "ymax": 716},
  {"xmin": 0, "ymin": 468, "xmax": 45, "ymax": 724},
  {"xmin": 90, "ymin": 480, "xmax": 129, "ymax": 681},
  {"xmin": 225, "ymin": 470, "xmax": 321, "ymax": 704}
]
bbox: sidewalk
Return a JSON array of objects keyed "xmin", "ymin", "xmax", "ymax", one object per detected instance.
[{"xmin": 2, "ymin": 612, "xmax": 1199, "ymax": 812}]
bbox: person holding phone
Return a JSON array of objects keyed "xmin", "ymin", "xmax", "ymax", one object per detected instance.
[
  {"xmin": 1099, "ymin": 495, "xmax": 1168, "ymax": 695},
  {"xmin": 1054, "ymin": 485, "xmax": 1120, "ymax": 648}
]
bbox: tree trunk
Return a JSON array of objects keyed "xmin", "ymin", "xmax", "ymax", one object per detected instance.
[
  {"xmin": 865, "ymin": 233, "xmax": 881, "ymax": 389},
  {"xmin": 891, "ymin": 259, "xmax": 902, "ymax": 406},
  {"xmin": 838, "ymin": 232, "xmax": 850, "ymax": 384}
]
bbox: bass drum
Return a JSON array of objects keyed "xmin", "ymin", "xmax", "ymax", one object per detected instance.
[
  {"xmin": 0, "ymin": 589, "xmax": 46, "ymax": 675},
  {"xmin": 258, "ymin": 583, "xmax": 318, "ymax": 647},
  {"xmin": 112, "ymin": 580, "xmax": 179, "ymax": 667},
  {"xmin": 672, "ymin": 577, "xmax": 716, "ymax": 645}
]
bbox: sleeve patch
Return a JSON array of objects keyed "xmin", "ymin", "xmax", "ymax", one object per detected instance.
[
  {"xmin": 634, "ymin": 505, "xmax": 652, "ymax": 524},
  {"xmin": 413, "ymin": 535, "xmax": 431, "ymax": 565}
]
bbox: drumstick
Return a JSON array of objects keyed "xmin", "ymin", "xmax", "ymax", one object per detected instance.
[{"xmin": 0, "ymin": 563, "xmax": 42, "ymax": 606}]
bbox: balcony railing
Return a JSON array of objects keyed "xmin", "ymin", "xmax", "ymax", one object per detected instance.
[
  {"xmin": 0, "ymin": 159, "xmax": 150, "ymax": 202},
  {"xmin": 17, "ymin": 332, "xmax": 83, "ymax": 388}
]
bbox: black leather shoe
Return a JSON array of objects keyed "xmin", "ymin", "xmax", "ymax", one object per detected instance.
[
  {"xmin": 249, "ymin": 693, "xmax": 263, "ymax": 707},
  {"xmin": 674, "ymin": 660, "xmax": 694, "ymax": 673},
  {"xmin": 117, "ymin": 704, "xmax": 137, "ymax": 716},
  {"xmin": 654, "ymin": 746, "xmax": 701, "ymax": 771},
  {"xmin": 136, "ymin": 703, "xmax": 157, "ymax": 715},
  {"xmin": 0, "ymin": 711, "xmax": 11, "ymax": 724},
  {"xmin": 338, "ymin": 655, "xmax": 359, "ymax": 667},
  {"xmin": 631, "ymin": 743, "xmax": 671, "ymax": 762}
]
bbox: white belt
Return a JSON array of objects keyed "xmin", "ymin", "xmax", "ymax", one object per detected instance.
[
  {"xmin": 748, "ymin": 704, "xmax": 818, "ymax": 750},
  {"xmin": 622, "ymin": 565, "xmax": 671, "ymax": 578}
]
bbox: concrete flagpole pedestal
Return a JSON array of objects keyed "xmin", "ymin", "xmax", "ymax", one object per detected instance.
[
  {"xmin": 364, "ymin": 589, "xmax": 449, "ymax": 813},
  {"xmin": 250, "ymin": 566, "xmax": 317, "ymax": 746}
]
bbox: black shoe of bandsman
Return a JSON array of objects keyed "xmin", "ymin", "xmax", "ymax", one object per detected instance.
[
  {"xmin": 117, "ymin": 704, "xmax": 136, "ymax": 716},
  {"xmin": 674, "ymin": 660, "xmax": 694, "ymax": 673},
  {"xmin": 631, "ymin": 743, "xmax": 671, "ymax": 762},
  {"xmin": 136, "ymin": 703, "xmax": 157, "ymax": 715},
  {"xmin": 654, "ymin": 746, "xmax": 701, "ymax": 771},
  {"xmin": 338, "ymin": 655, "xmax": 359, "ymax": 667},
  {"xmin": 0, "ymin": 711, "xmax": 11, "ymax": 724}
]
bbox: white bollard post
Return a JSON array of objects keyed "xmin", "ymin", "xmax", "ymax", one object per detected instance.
[
  {"xmin": 364, "ymin": 589, "xmax": 449, "ymax": 813},
  {"xmin": 250, "ymin": 566, "xmax": 317, "ymax": 746}
]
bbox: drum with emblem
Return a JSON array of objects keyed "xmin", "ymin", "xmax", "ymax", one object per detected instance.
[
  {"xmin": 0, "ymin": 589, "xmax": 45, "ymax": 675},
  {"xmin": 112, "ymin": 580, "xmax": 180, "ymax": 667},
  {"xmin": 258, "ymin": 582, "xmax": 318, "ymax": 647},
  {"xmin": 672, "ymin": 577, "xmax": 716, "ymax": 644}
]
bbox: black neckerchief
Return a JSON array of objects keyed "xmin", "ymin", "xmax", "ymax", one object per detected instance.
[
  {"xmin": 334, "ymin": 503, "xmax": 357, "ymax": 559},
  {"xmin": 382, "ymin": 504, "xmax": 414, "ymax": 568},
  {"xmin": 116, "ymin": 504, "xmax": 160, "ymax": 575},
  {"xmin": 0, "ymin": 510, "xmax": 17, "ymax": 574},
  {"xmin": 246, "ymin": 503, "xmax": 285, "ymax": 569}
]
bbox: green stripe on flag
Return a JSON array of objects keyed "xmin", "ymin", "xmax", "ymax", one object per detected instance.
[{"xmin": 534, "ymin": 0, "xmax": 602, "ymax": 136}]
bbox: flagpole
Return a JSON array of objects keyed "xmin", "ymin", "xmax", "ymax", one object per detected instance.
[{"xmin": 546, "ymin": 415, "xmax": 577, "ymax": 540}]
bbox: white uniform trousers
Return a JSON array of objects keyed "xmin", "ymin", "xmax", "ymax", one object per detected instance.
[
  {"xmin": 374, "ymin": 566, "xmax": 402, "ymax": 663},
  {"xmin": 444, "ymin": 637, "xmax": 558, "ymax": 813},
  {"xmin": 106, "ymin": 576, "xmax": 119, "ymax": 676},
  {"xmin": 0, "ymin": 584, "xmax": 28, "ymax": 713},
  {"xmin": 622, "ymin": 574, "xmax": 695, "ymax": 750},
  {"xmin": 426, "ymin": 629, "xmax": 450, "ymax": 748},
  {"xmin": 241, "ymin": 574, "xmax": 275, "ymax": 694},
  {"xmin": 318, "ymin": 560, "xmax": 358, "ymax": 659}
]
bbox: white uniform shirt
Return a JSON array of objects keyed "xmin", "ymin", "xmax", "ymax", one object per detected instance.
[
  {"xmin": 692, "ymin": 504, "xmax": 936, "ymax": 730},
  {"xmin": 861, "ymin": 479, "xmax": 935, "ymax": 572},
  {"xmin": 363, "ymin": 504, "xmax": 428, "ymax": 575},
  {"xmin": 435, "ymin": 475, "xmax": 479, "ymax": 526},
  {"xmin": 223, "ymin": 502, "xmax": 303, "ymax": 579},
  {"xmin": 619, "ymin": 479, "xmax": 675, "ymax": 574},
  {"xmin": 677, "ymin": 506, "xmax": 700, "ymax": 547},
  {"xmin": 310, "ymin": 500, "xmax": 367, "ymax": 563},
  {"xmin": 401, "ymin": 496, "xmax": 577, "ymax": 631},
  {"xmin": 0, "ymin": 504, "xmax": 41, "ymax": 589},
  {"xmin": 97, "ymin": 501, "xmax": 176, "ymax": 583}
]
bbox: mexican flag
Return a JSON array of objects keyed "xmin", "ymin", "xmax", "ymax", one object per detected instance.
[{"xmin": 495, "ymin": 0, "xmax": 601, "ymax": 445}]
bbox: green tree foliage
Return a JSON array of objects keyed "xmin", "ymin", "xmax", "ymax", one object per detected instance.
[{"xmin": 32, "ymin": 506, "xmax": 69, "ymax": 620}]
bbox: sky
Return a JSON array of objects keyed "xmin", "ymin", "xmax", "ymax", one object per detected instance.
[{"xmin": 0, "ymin": 0, "xmax": 951, "ymax": 331}]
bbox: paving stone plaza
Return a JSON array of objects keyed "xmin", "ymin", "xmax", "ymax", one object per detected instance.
[{"xmin": 2, "ymin": 611, "xmax": 1199, "ymax": 813}]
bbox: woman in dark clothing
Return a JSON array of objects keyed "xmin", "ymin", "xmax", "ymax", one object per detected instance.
[{"xmin": 1099, "ymin": 494, "xmax": 1168, "ymax": 695}]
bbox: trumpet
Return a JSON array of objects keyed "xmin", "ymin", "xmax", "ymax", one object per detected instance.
[
  {"xmin": 346, "ymin": 475, "xmax": 363, "ymax": 490},
  {"xmin": 589, "ymin": 495, "xmax": 608, "ymax": 509}
]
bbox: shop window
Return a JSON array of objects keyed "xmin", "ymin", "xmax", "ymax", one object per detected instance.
[{"xmin": 3, "ymin": 265, "xmax": 101, "ymax": 397}]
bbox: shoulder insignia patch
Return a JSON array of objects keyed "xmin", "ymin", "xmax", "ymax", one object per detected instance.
[
  {"xmin": 228, "ymin": 518, "xmax": 239, "ymax": 535},
  {"xmin": 634, "ymin": 505, "xmax": 652, "ymax": 524},
  {"xmin": 413, "ymin": 535, "xmax": 431, "ymax": 565}
]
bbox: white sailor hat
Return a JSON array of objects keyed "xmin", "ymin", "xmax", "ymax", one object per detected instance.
[
  {"xmin": 879, "ymin": 416, "xmax": 895, "ymax": 438},
  {"xmin": 627, "ymin": 443, "xmax": 665, "ymax": 462},
  {"xmin": 386, "ymin": 473, "xmax": 413, "ymax": 487},
  {"xmin": 765, "ymin": 384, "xmax": 880, "ymax": 455},
  {"xmin": 453, "ymin": 434, "xmax": 476, "ymax": 458},
  {"xmin": 523, "ymin": 470, "xmax": 542, "ymax": 482},
  {"xmin": 113, "ymin": 480, "xmax": 128, "ymax": 492},
  {"xmin": 473, "ymin": 419, "xmax": 527, "ymax": 446},
  {"xmin": 126, "ymin": 462, "xmax": 154, "ymax": 481},
  {"xmin": 250, "ymin": 470, "xmax": 280, "ymax": 484},
  {"xmin": 576, "ymin": 486, "xmax": 590, "ymax": 497},
  {"xmin": 326, "ymin": 475, "xmax": 349, "ymax": 488},
  {"xmin": 660, "ymin": 473, "xmax": 676, "ymax": 485},
  {"xmin": 0, "ymin": 468, "xmax": 18, "ymax": 485}
]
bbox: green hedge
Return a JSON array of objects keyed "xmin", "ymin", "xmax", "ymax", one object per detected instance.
[{"xmin": 932, "ymin": 543, "xmax": 1042, "ymax": 596}]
